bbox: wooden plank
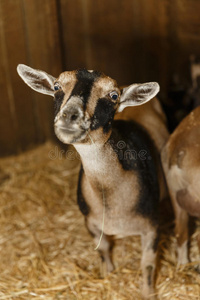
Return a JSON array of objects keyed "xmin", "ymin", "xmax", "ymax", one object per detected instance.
[
  {"xmin": 59, "ymin": 0, "xmax": 170, "ymax": 88},
  {"xmin": 59, "ymin": 0, "xmax": 142, "ymax": 85},
  {"xmin": 0, "ymin": 0, "xmax": 38, "ymax": 156},
  {"xmin": 176, "ymin": 0, "xmax": 200, "ymax": 40},
  {"xmin": 172, "ymin": 0, "xmax": 200, "ymax": 85},
  {"xmin": 59, "ymin": 0, "xmax": 87, "ymax": 70},
  {"xmin": 131, "ymin": 0, "xmax": 171, "ymax": 92},
  {"xmin": 0, "ymin": 0, "xmax": 62, "ymax": 156},
  {"xmin": 21, "ymin": 0, "xmax": 62, "ymax": 142},
  {"xmin": 86, "ymin": 0, "xmax": 137, "ymax": 85},
  {"xmin": 0, "ymin": 1, "xmax": 18, "ymax": 156},
  {"xmin": 152, "ymin": 0, "xmax": 171, "ymax": 92}
]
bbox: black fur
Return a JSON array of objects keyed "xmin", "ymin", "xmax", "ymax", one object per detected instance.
[
  {"xmin": 109, "ymin": 120, "xmax": 160, "ymax": 224},
  {"xmin": 70, "ymin": 69, "xmax": 102, "ymax": 109},
  {"xmin": 77, "ymin": 166, "xmax": 90, "ymax": 216},
  {"xmin": 90, "ymin": 98, "xmax": 116, "ymax": 133},
  {"xmin": 146, "ymin": 265, "xmax": 153, "ymax": 286},
  {"xmin": 54, "ymin": 90, "xmax": 65, "ymax": 116}
]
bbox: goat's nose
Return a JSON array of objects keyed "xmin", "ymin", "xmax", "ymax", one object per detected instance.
[{"xmin": 62, "ymin": 107, "xmax": 83, "ymax": 123}]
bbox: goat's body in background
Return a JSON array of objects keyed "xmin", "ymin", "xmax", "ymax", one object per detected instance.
[
  {"xmin": 162, "ymin": 106, "xmax": 200, "ymax": 267},
  {"xmin": 17, "ymin": 65, "xmax": 169, "ymax": 299}
]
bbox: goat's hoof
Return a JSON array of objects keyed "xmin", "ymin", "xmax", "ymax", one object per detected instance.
[
  {"xmin": 142, "ymin": 287, "xmax": 157, "ymax": 300},
  {"xmin": 194, "ymin": 264, "xmax": 200, "ymax": 273},
  {"xmin": 100, "ymin": 261, "xmax": 114, "ymax": 278}
]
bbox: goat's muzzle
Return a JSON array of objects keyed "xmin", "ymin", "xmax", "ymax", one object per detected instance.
[{"xmin": 54, "ymin": 99, "xmax": 90, "ymax": 144}]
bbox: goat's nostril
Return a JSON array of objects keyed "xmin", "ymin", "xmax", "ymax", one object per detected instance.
[
  {"xmin": 71, "ymin": 114, "xmax": 78, "ymax": 121},
  {"xmin": 62, "ymin": 109, "xmax": 81, "ymax": 122}
]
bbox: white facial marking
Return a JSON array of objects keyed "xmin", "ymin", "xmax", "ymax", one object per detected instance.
[{"xmin": 54, "ymin": 95, "xmax": 91, "ymax": 144}]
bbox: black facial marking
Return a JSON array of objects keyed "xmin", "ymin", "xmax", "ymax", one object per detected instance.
[
  {"xmin": 70, "ymin": 69, "xmax": 102, "ymax": 109},
  {"xmin": 54, "ymin": 90, "xmax": 65, "ymax": 116},
  {"xmin": 109, "ymin": 120, "xmax": 160, "ymax": 224},
  {"xmin": 77, "ymin": 166, "xmax": 90, "ymax": 216},
  {"xmin": 91, "ymin": 98, "xmax": 116, "ymax": 133},
  {"xmin": 146, "ymin": 265, "xmax": 153, "ymax": 286}
]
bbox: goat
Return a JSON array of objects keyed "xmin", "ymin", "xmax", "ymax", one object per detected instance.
[
  {"xmin": 161, "ymin": 106, "xmax": 200, "ymax": 267},
  {"xmin": 17, "ymin": 64, "xmax": 169, "ymax": 299}
]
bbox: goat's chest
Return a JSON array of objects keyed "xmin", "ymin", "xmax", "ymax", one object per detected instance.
[
  {"xmin": 83, "ymin": 169, "xmax": 140, "ymax": 211},
  {"xmin": 81, "ymin": 173, "xmax": 155, "ymax": 236},
  {"xmin": 79, "ymin": 170, "xmax": 144, "ymax": 235}
]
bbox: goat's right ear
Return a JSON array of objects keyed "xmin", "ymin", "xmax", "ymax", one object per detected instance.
[
  {"xmin": 17, "ymin": 64, "xmax": 56, "ymax": 96},
  {"xmin": 118, "ymin": 82, "xmax": 160, "ymax": 113}
]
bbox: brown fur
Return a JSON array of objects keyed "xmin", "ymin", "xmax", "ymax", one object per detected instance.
[
  {"xmin": 161, "ymin": 106, "xmax": 200, "ymax": 266},
  {"xmin": 17, "ymin": 65, "xmax": 169, "ymax": 300},
  {"xmin": 177, "ymin": 189, "xmax": 200, "ymax": 218}
]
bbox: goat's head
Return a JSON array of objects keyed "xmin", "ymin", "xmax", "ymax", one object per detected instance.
[{"xmin": 17, "ymin": 64, "xmax": 160, "ymax": 144}]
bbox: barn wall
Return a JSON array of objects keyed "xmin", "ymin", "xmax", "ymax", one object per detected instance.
[
  {"xmin": 0, "ymin": 0, "xmax": 200, "ymax": 156},
  {"xmin": 0, "ymin": 0, "xmax": 62, "ymax": 156}
]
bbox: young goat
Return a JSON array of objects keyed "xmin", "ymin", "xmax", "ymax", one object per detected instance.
[
  {"xmin": 162, "ymin": 106, "xmax": 200, "ymax": 267},
  {"xmin": 17, "ymin": 64, "xmax": 169, "ymax": 299}
]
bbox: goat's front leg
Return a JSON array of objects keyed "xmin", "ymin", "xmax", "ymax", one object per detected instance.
[
  {"xmin": 86, "ymin": 220, "xmax": 114, "ymax": 275},
  {"xmin": 195, "ymin": 233, "xmax": 200, "ymax": 273},
  {"xmin": 175, "ymin": 209, "xmax": 189, "ymax": 266},
  {"xmin": 171, "ymin": 192, "xmax": 189, "ymax": 265},
  {"xmin": 141, "ymin": 230, "xmax": 158, "ymax": 300}
]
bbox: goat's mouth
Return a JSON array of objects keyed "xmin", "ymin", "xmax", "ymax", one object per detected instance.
[
  {"xmin": 57, "ymin": 126, "xmax": 77, "ymax": 133},
  {"xmin": 54, "ymin": 124, "xmax": 89, "ymax": 144}
]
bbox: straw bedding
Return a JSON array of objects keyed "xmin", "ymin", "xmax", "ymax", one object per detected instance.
[{"xmin": 0, "ymin": 142, "xmax": 199, "ymax": 299}]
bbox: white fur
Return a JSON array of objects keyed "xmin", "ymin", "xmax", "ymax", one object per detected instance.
[
  {"xmin": 17, "ymin": 64, "xmax": 55, "ymax": 96},
  {"xmin": 118, "ymin": 82, "xmax": 160, "ymax": 113}
]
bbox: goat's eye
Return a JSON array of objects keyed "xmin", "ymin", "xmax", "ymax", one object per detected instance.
[
  {"xmin": 54, "ymin": 83, "xmax": 61, "ymax": 91},
  {"xmin": 109, "ymin": 91, "xmax": 118, "ymax": 101}
]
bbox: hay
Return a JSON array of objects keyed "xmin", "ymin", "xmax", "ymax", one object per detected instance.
[{"xmin": 0, "ymin": 142, "xmax": 199, "ymax": 299}]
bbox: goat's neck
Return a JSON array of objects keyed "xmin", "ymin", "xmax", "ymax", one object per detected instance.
[{"xmin": 74, "ymin": 140, "xmax": 117, "ymax": 182}]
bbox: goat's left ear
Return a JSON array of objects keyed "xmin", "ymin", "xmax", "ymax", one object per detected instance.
[
  {"xmin": 118, "ymin": 82, "xmax": 160, "ymax": 113},
  {"xmin": 17, "ymin": 64, "xmax": 56, "ymax": 96}
]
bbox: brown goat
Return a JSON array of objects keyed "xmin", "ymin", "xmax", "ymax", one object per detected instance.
[
  {"xmin": 17, "ymin": 64, "xmax": 169, "ymax": 299},
  {"xmin": 161, "ymin": 106, "xmax": 200, "ymax": 267}
]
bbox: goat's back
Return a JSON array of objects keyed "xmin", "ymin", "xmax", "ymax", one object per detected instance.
[
  {"xmin": 164, "ymin": 106, "xmax": 200, "ymax": 170},
  {"xmin": 161, "ymin": 106, "xmax": 200, "ymax": 216}
]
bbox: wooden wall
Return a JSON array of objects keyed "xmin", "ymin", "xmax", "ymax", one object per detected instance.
[
  {"xmin": 0, "ymin": 0, "xmax": 62, "ymax": 156},
  {"xmin": 1, "ymin": 0, "xmax": 200, "ymax": 156}
]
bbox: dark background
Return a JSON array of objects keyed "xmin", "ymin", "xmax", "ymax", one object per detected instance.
[{"xmin": 1, "ymin": 0, "xmax": 200, "ymax": 156}]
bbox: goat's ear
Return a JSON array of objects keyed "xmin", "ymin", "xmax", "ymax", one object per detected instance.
[
  {"xmin": 17, "ymin": 64, "xmax": 56, "ymax": 97},
  {"xmin": 118, "ymin": 82, "xmax": 160, "ymax": 113}
]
